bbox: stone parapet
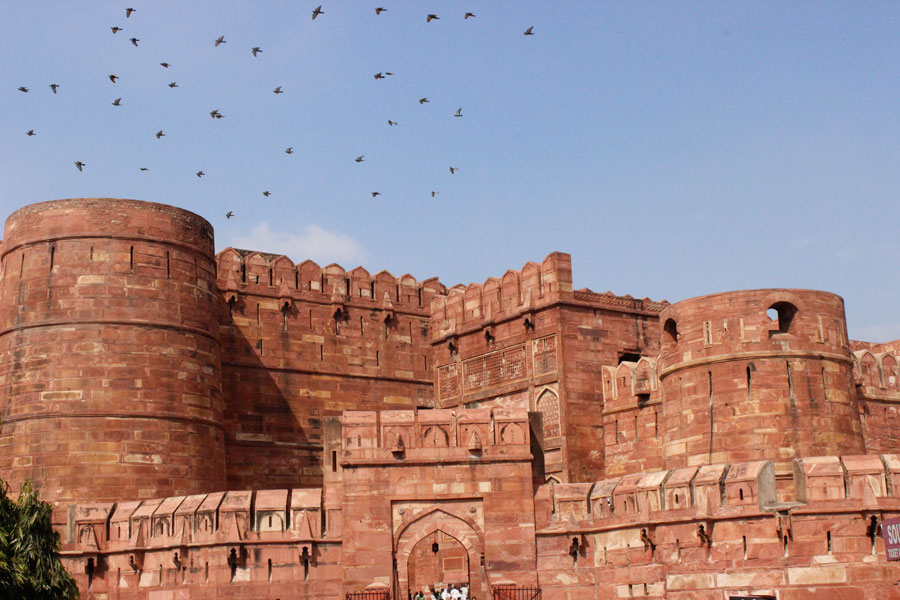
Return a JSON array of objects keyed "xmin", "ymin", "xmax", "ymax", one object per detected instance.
[
  {"xmin": 537, "ymin": 455, "xmax": 900, "ymax": 531},
  {"xmin": 340, "ymin": 408, "xmax": 532, "ymax": 465}
]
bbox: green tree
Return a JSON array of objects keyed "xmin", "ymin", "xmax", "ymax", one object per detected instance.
[{"xmin": 0, "ymin": 479, "xmax": 79, "ymax": 599}]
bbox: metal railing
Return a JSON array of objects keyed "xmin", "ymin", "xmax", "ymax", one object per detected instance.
[
  {"xmin": 492, "ymin": 587, "xmax": 541, "ymax": 600},
  {"xmin": 347, "ymin": 590, "xmax": 391, "ymax": 600}
]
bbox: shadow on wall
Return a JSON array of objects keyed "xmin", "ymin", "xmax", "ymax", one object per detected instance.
[{"xmin": 221, "ymin": 296, "xmax": 319, "ymax": 490}]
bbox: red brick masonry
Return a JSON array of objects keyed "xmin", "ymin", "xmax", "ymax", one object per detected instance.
[{"xmin": 0, "ymin": 199, "xmax": 897, "ymax": 599}]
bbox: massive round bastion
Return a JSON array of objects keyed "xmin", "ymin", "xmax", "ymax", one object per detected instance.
[
  {"xmin": 657, "ymin": 288, "xmax": 865, "ymax": 469},
  {"xmin": 0, "ymin": 198, "xmax": 227, "ymax": 511}
]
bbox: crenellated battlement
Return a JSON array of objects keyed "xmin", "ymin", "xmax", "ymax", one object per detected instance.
[
  {"xmin": 428, "ymin": 254, "xmax": 669, "ymax": 341},
  {"xmin": 216, "ymin": 248, "xmax": 444, "ymax": 314},
  {"xmin": 430, "ymin": 252, "xmax": 573, "ymax": 339}
]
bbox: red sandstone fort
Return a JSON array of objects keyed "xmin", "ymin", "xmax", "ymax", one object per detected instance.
[{"xmin": 0, "ymin": 198, "xmax": 898, "ymax": 599}]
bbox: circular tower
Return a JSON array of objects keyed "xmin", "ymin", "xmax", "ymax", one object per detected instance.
[
  {"xmin": 657, "ymin": 289, "xmax": 864, "ymax": 469},
  {"xmin": 0, "ymin": 198, "xmax": 226, "ymax": 510}
]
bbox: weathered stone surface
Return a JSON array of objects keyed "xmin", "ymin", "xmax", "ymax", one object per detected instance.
[{"xmin": 0, "ymin": 199, "xmax": 897, "ymax": 599}]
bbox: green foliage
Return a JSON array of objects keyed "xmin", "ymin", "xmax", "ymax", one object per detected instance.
[{"xmin": 0, "ymin": 479, "xmax": 79, "ymax": 599}]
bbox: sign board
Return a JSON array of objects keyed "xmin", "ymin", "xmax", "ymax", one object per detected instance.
[{"xmin": 883, "ymin": 517, "xmax": 900, "ymax": 561}]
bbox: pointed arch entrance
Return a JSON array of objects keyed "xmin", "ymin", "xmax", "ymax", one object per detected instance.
[
  {"xmin": 395, "ymin": 509, "xmax": 485, "ymax": 600},
  {"xmin": 408, "ymin": 531, "xmax": 469, "ymax": 594}
]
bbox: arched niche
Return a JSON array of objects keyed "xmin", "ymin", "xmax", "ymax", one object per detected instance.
[{"xmin": 535, "ymin": 389, "xmax": 560, "ymax": 439}]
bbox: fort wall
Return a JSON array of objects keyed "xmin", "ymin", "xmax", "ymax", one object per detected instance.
[
  {"xmin": 1, "ymin": 199, "xmax": 898, "ymax": 598},
  {"xmin": 429, "ymin": 253, "xmax": 668, "ymax": 483},
  {"xmin": 61, "ymin": 452, "xmax": 900, "ymax": 599},
  {"xmin": 215, "ymin": 249, "xmax": 442, "ymax": 490},
  {"xmin": 533, "ymin": 453, "xmax": 900, "ymax": 600}
]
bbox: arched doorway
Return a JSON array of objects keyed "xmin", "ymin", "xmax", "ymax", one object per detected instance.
[
  {"xmin": 395, "ymin": 509, "xmax": 485, "ymax": 600},
  {"xmin": 408, "ymin": 530, "xmax": 469, "ymax": 596}
]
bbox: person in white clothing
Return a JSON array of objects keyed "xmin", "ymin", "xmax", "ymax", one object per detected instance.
[{"xmin": 450, "ymin": 587, "xmax": 461, "ymax": 600}]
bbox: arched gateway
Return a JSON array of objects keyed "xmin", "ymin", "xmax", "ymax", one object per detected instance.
[{"xmin": 396, "ymin": 509, "xmax": 485, "ymax": 600}]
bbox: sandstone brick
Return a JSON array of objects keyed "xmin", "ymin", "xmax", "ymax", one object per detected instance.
[{"xmin": 4, "ymin": 199, "xmax": 900, "ymax": 600}]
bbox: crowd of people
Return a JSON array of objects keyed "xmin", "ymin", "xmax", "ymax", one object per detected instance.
[{"xmin": 412, "ymin": 583, "xmax": 471, "ymax": 600}]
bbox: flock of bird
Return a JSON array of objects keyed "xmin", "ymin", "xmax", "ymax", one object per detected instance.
[{"xmin": 15, "ymin": 5, "xmax": 536, "ymax": 221}]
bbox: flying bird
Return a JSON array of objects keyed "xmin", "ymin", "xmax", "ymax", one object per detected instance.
[
  {"xmin": 312, "ymin": 5, "xmax": 323, "ymax": 20},
  {"xmin": 111, "ymin": 26, "xmax": 123, "ymax": 34},
  {"xmin": 226, "ymin": 211, "xmax": 234, "ymax": 219},
  {"xmin": 210, "ymin": 109, "xmax": 222, "ymax": 118},
  {"xmin": 17, "ymin": 86, "xmax": 28, "ymax": 93},
  {"xmin": 215, "ymin": 35, "xmax": 226, "ymax": 47},
  {"xmin": 139, "ymin": 167, "xmax": 149, "ymax": 171},
  {"xmin": 252, "ymin": 47, "xmax": 262, "ymax": 57},
  {"xmin": 26, "ymin": 130, "xmax": 35, "ymax": 136},
  {"xmin": 375, "ymin": 7, "xmax": 386, "ymax": 15},
  {"xmin": 371, "ymin": 192, "xmax": 381, "ymax": 197},
  {"xmin": 454, "ymin": 108, "xmax": 463, "ymax": 117},
  {"xmin": 125, "ymin": 8, "xmax": 135, "ymax": 18},
  {"xmin": 112, "ymin": 97, "xmax": 122, "ymax": 106},
  {"xmin": 431, "ymin": 191, "xmax": 439, "ymax": 197},
  {"xmin": 168, "ymin": 82, "xmax": 178, "ymax": 88},
  {"xmin": 156, "ymin": 130, "xmax": 165, "ymax": 139},
  {"xmin": 74, "ymin": 161, "xmax": 85, "ymax": 172},
  {"xmin": 374, "ymin": 72, "xmax": 384, "ymax": 80},
  {"xmin": 465, "ymin": 12, "xmax": 475, "ymax": 19},
  {"xmin": 419, "ymin": 97, "xmax": 429, "ymax": 104},
  {"xmin": 263, "ymin": 191, "xmax": 271, "ymax": 197},
  {"xmin": 130, "ymin": 37, "xmax": 139, "ymax": 46},
  {"xmin": 109, "ymin": 74, "xmax": 119, "ymax": 83},
  {"xmin": 160, "ymin": 62, "xmax": 170, "ymax": 68},
  {"xmin": 387, "ymin": 120, "xmax": 397, "ymax": 126},
  {"xmin": 427, "ymin": 14, "xmax": 439, "ymax": 22},
  {"xmin": 385, "ymin": 72, "xmax": 394, "ymax": 76},
  {"xmin": 355, "ymin": 156, "xmax": 365, "ymax": 163},
  {"xmin": 49, "ymin": 84, "xmax": 59, "ymax": 94},
  {"xmin": 273, "ymin": 86, "xmax": 283, "ymax": 94},
  {"xmin": 285, "ymin": 147, "xmax": 293, "ymax": 154},
  {"xmin": 524, "ymin": 26, "xmax": 534, "ymax": 36},
  {"xmin": 196, "ymin": 170, "xmax": 205, "ymax": 177},
  {"xmin": 449, "ymin": 167, "xmax": 458, "ymax": 174}
]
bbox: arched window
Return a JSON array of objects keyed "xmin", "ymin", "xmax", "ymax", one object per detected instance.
[
  {"xmin": 663, "ymin": 318, "xmax": 678, "ymax": 350},
  {"xmin": 767, "ymin": 302, "xmax": 797, "ymax": 334}
]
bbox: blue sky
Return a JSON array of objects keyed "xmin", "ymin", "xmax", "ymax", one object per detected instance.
[{"xmin": 2, "ymin": 2, "xmax": 899, "ymax": 341}]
